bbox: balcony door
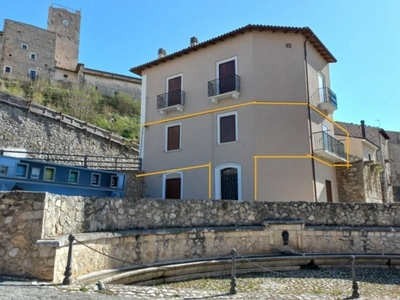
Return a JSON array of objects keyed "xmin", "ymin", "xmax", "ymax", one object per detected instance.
[
  {"xmin": 168, "ymin": 76, "xmax": 182, "ymax": 106},
  {"xmin": 219, "ymin": 60, "xmax": 235, "ymax": 94},
  {"xmin": 318, "ymin": 72, "xmax": 326, "ymax": 103},
  {"xmin": 322, "ymin": 124, "xmax": 331, "ymax": 152}
]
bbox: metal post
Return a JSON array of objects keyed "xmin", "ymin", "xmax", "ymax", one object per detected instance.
[
  {"xmin": 84, "ymin": 155, "xmax": 88, "ymax": 168},
  {"xmin": 230, "ymin": 248, "xmax": 237, "ymax": 294},
  {"xmin": 62, "ymin": 234, "xmax": 75, "ymax": 285},
  {"xmin": 351, "ymin": 255, "xmax": 359, "ymax": 298}
]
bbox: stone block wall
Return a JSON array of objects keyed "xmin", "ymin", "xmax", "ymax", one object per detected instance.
[
  {"xmin": 3, "ymin": 192, "xmax": 400, "ymax": 282},
  {"xmin": 40, "ymin": 194, "xmax": 400, "ymax": 238},
  {"xmin": 0, "ymin": 94, "xmax": 136, "ymax": 158},
  {"xmin": 336, "ymin": 160, "xmax": 383, "ymax": 203},
  {"xmin": 0, "ymin": 192, "xmax": 55, "ymax": 279}
]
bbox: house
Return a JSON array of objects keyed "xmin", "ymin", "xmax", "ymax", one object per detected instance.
[
  {"xmin": 0, "ymin": 4, "xmax": 141, "ymax": 98},
  {"xmin": 130, "ymin": 24, "xmax": 349, "ymax": 202},
  {"xmin": 335, "ymin": 121, "xmax": 394, "ymax": 203}
]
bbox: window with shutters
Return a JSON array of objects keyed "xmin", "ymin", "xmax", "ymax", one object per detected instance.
[
  {"xmin": 165, "ymin": 123, "xmax": 181, "ymax": 151},
  {"xmin": 217, "ymin": 111, "xmax": 237, "ymax": 144}
]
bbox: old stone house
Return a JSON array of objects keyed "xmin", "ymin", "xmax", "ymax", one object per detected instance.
[
  {"xmin": 0, "ymin": 4, "xmax": 141, "ymax": 98},
  {"xmin": 335, "ymin": 121, "xmax": 394, "ymax": 202}
]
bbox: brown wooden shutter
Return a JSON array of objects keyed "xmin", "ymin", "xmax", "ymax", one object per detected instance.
[
  {"xmin": 166, "ymin": 178, "xmax": 181, "ymax": 199},
  {"xmin": 168, "ymin": 76, "xmax": 182, "ymax": 106},
  {"xmin": 219, "ymin": 60, "xmax": 235, "ymax": 93},
  {"xmin": 220, "ymin": 115, "xmax": 236, "ymax": 143},
  {"xmin": 167, "ymin": 125, "xmax": 180, "ymax": 150}
]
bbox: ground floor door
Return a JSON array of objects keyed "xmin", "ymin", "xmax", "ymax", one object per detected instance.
[
  {"xmin": 220, "ymin": 168, "xmax": 238, "ymax": 200},
  {"xmin": 325, "ymin": 180, "xmax": 333, "ymax": 202},
  {"xmin": 165, "ymin": 178, "xmax": 181, "ymax": 199}
]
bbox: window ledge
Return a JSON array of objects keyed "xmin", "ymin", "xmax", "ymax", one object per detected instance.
[
  {"xmin": 217, "ymin": 140, "xmax": 238, "ymax": 146},
  {"xmin": 209, "ymin": 91, "xmax": 240, "ymax": 104},
  {"xmin": 164, "ymin": 149, "xmax": 182, "ymax": 153},
  {"xmin": 158, "ymin": 104, "xmax": 184, "ymax": 115}
]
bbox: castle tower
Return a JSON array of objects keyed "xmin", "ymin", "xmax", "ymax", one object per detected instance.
[{"xmin": 47, "ymin": 5, "xmax": 81, "ymax": 71}]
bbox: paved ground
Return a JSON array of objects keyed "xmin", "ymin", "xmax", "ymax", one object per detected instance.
[{"xmin": 1, "ymin": 268, "xmax": 400, "ymax": 299}]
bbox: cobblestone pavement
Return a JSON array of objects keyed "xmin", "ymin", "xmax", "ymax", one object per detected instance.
[{"xmin": 2, "ymin": 268, "xmax": 400, "ymax": 299}]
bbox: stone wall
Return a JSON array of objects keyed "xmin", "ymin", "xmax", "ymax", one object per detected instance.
[
  {"xmin": 336, "ymin": 121, "xmax": 400, "ymax": 201},
  {"xmin": 40, "ymin": 194, "xmax": 400, "ymax": 238},
  {"xmin": 336, "ymin": 160, "xmax": 383, "ymax": 203},
  {"xmin": 0, "ymin": 192, "xmax": 55, "ymax": 279},
  {"xmin": 44, "ymin": 223, "xmax": 400, "ymax": 283},
  {"xmin": 0, "ymin": 93, "xmax": 136, "ymax": 157},
  {"xmin": 4, "ymin": 192, "xmax": 400, "ymax": 282}
]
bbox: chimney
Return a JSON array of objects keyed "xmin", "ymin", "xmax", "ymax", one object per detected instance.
[
  {"xmin": 361, "ymin": 120, "xmax": 366, "ymax": 139},
  {"xmin": 158, "ymin": 48, "xmax": 166, "ymax": 58},
  {"xmin": 190, "ymin": 36, "xmax": 198, "ymax": 47}
]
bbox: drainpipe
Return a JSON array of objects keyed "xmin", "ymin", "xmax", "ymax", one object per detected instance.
[{"xmin": 304, "ymin": 35, "xmax": 318, "ymax": 202}]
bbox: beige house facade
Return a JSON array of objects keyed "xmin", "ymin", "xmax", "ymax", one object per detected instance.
[{"xmin": 131, "ymin": 25, "xmax": 347, "ymax": 202}]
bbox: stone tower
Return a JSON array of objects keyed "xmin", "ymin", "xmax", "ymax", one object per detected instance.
[{"xmin": 47, "ymin": 5, "xmax": 81, "ymax": 71}]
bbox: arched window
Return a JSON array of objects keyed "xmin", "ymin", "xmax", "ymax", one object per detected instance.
[{"xmin": 214, "ymin": 163, "xmax": 242, "ymax": 200}]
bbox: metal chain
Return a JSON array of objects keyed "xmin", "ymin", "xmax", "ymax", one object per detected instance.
[
  {"xmin": 235, "ymin": 251, "xmax": 352, "ymax": 277},
  {"xmin": 74, "ymin": 238, "xmax": 136, "ymax": 265}
]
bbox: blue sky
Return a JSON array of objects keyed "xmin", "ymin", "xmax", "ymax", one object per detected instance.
[{"xmin": 1, "ymin": 0, "xmax": 399, "ymax": 131}]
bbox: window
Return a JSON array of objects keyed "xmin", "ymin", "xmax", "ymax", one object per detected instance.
[
  {"xmin": 111, "ymin": 175, "xmax": 119, "ymax": 187},
  {"xmin": 44, "ymin": 167, "xmax": 55, "ymax": 181},
  {"xmin": 4, "ymin": 66, "xmax": 11, "ymax": 74},
  {"xmin": 30, "ymin": 53, "xmax": 36, "ymax": 60},
  {"xmin": 15, "ymin": 164, "xmax": 28, "ymax": 178},
  {"xmin": 217, "ymin": 112, "xmax": 237, "ymax": 143},
  {"xmin": 21, "ymin": 43, "xmax": 28, "ymax": 50},
  {"xmin": 165, "ymin": 123, "xmax": 181, "ymax": 151},
  {"xmin": 0, "ymin": 166, "xmax": 8, "ymax": 176},
  {"xmin": 69, "ymin": 170, "xmax": 79, "ymax": 184},
  {"xmin": 29, "ymin": 69, "xmax": 37, "ymax": 80},
  {"xmin": 91, "ymin": 173, "xmax": 100, "ymax": 186},
  {"xmin": 31, "ymin": 167, "xmax": 40, "ymax": 179}
]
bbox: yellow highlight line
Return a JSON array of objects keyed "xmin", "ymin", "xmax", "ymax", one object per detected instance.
[
  {"xmin": 208, "ymin": 162, "xmax": 212, "ymax": 199},
  {"xmin": 142, "ymin": 101, "xmax": 308, "ymax": 127},
  {"xmin": 306, "ymin": 154, "xmax": 333, "ymax": 167},
  {"xmin": 136, "ymin": 163, "xmax": 209, "ymax": 178},
  {"xmin": 254, "ymin": 157, "xmax": 258, "ymax": 200},
  {"xmin": 254, "ymin": 155, "xmax": 309, "ymax": 159},
  {"xmin": 334, "ymin": 164, "xmax": 353, "ymax": 167}
]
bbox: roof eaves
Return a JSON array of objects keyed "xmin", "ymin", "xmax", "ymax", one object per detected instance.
[
  {"xmin": 130, "ymin": 24, "xmax": 336, "ymax": 75},
  {"xmin": 379, "ymin": 129, "xmax": 391, "ymax": 140}
]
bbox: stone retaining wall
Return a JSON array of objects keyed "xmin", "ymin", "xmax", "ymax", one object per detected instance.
[
  {"xmin": 3, "ymin": 192, "xmax": 400, "ymax": 282},
  {"xmin": 42, "ymin": 194, "xmax": 400, "ymax": 237}
]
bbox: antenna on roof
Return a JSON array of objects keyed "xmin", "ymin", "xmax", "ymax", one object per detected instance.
[{"xmin": 375, "ymin": 119, "xmax": 381, "ymax": 127}]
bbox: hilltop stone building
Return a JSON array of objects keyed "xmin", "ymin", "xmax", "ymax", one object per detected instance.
[{"xmin": 0, "ymin": 4, "xmax": 141, "ymax": 98}]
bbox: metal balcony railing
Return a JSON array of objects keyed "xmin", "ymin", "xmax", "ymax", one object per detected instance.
[
  {"xmin": 313, "ymin": 131, "xmax": 346, "ymax": 160},
  {"xmin": 157, "ymin": 90, "xmax": 185, "ymax": 109},
  {"xmin": 208, "ymin": 74, "xmax": 241, "ymax": 97},
  {"xmin": 310, "ymin": 87, "xmax": 337, "ymax": 109}
]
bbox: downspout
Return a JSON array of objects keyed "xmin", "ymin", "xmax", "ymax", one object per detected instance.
[{"xmin": 304, "ymin": 35, "xmax": 318, "ymax": 202}]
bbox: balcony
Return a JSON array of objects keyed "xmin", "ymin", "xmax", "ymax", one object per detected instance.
[
  {"xmin": 208, "ymin": 74, "xmax": 241, "ymax": 104},
  {"xmin": 157, "ymin": 90, "xmax": 185, "ymax": 115},
  {"xmin": 313, "ymin": 131, "xmax": 346, "ymax": 162},
  {"xmin": 310, "ymin": 87, "xmax": 337, "ymax": 114}
]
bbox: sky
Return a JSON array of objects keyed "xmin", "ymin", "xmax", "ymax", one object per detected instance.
[{"xmin": 1, "ymin": 0, "xmax": 399, "ymax": 131}]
